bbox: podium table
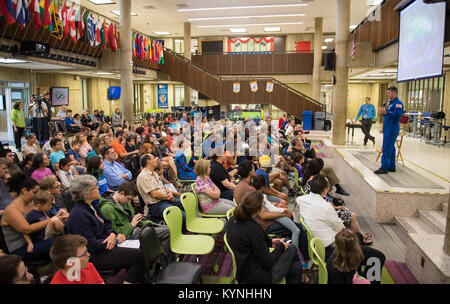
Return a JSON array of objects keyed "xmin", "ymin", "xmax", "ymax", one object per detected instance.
[{"xmin": 346, "ymin": 122, "xmax": 362, "ymax": 144}]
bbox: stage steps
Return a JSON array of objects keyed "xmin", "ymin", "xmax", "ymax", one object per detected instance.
[{"xmin": 394, "ymin": 203, "xmax": 447, "ymax": 236}]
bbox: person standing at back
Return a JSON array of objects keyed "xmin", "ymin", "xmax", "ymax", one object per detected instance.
[
  {"xmin": 11, "ymin": 102, "xmax": 26, "ymax": 152},
  {"xmin": 374, "ymin": 87, "xmax": 404, "ymax": 174},
  {"xmin": 355, "ymin": 97, "xmax": 376, "ymax": 146}
]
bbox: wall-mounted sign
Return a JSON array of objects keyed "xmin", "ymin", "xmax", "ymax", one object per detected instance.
[
  {"xmin": 233, "ymin": 82, "xmax": 240, "ymax": 94},
  {"xmin": 250, "ymin": 81, "xmax": 258, "ymax": 92}
]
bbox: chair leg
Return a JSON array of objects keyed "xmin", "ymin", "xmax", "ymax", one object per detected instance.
[
  {"xmin": 210, "ymin": 251, "xmax": 219, "ymax": 273},
  {"xmin": 376, "ymin": 150, "xmax": 382, "ymax": 162}
]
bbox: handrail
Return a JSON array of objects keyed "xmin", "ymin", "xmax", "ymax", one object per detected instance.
[{"xmin": 163, "ymin": 47, "xmax": 327, "ymax": 114}]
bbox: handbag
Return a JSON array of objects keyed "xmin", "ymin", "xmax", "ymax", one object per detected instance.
[{"xmin": 352, "ymin": 273, "xmax": 371, "ymax": 284}]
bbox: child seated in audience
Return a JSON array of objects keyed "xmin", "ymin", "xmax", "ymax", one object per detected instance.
[
  {"xmin": 24, "ymin": 191, "xmax": 68, "ymax": 253},
  {"xmin": 86, "ymin": 156, "xmax": 110, "ymax": 196},
  {"xmin": 67, "ymin": 139, "xmax": 86, "ymax": 169},
  {"xmin": 56, "ymin": 157, "xmax": 78, "ymax": 189},
  {"xmin": 49, "ymin": 138, "xmax": 68, "ymax": 171},
  {"xmin": 158, "ymin": 137, "xmax": 174, "ymax": 158},
  {"xmin": 155, "ymin": 162, "xmax": 181, "ymax": 197},
  {"xmin": 49, "ymin": 234, "xmax": 104, "ymax": 284}
]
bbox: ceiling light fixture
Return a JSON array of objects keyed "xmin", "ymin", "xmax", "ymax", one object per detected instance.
[
  {"xmin": 197, "ymin": 22, "xmax": 303, "ymax": 28},
  {"xmin": 153, "ymin": 31, "xmax": 171, "ymax": 36},
  {"xmin": 230, "ymin": 28, "xmax": 247, "ymax": 33},
  {"xmin": 189, "ymin": 13, "xmax": 305, "ymax": 21},
  {"xmin": 324, "ymin": 38, "xmax": 334, "ymax": 43},
  {"xmin": 93, "ymin": 71, "xmax": 114, "ymax": 75},
  {"xmin": 264, "ymin": 27, "xmax": 281, "ymax": 32},
  {"xmin": 322, "ymin": 46, "xmax": 327, "ymax": 50},
  {"xmin": 0, "ymin": 58, "xmax": 27, "ymax": 64},
  {"xmin": 178, "ymin": 3, "xmax": 308, "ymax": 12},
  {"xmin": 350, "ymin": 25, "xmax": 357, "ymax": 30},
  {"xmin": 88, "ymin": 0, "xmax": 115, "ymax": 4},
  {"xmin": 111, "ymin": 10, "xmax": 137, "ymax": 16}
]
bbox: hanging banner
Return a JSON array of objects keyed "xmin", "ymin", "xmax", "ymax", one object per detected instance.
[
  {"xmin": 266, "ymin": 81, "xmax": 274, "ymax": 93},
  {"xmin": 250, "ymin": 81, "xmax": 258, "ymax": 92},
  {"xmin": 228, "ymin": 37, "xmax": 274, "ymax": 53},
  {"xmin": 233, "ymin": 82, "xmax": 240, "ymax": 94},
  {"xmin": 157, "ymin": 84, "xmax": 168, "ymax": 109}
]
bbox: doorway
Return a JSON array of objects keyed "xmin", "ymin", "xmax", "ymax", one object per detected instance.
[{"xmin": 0, "ymin": 82, "xmax": 30, "ymax": 142}]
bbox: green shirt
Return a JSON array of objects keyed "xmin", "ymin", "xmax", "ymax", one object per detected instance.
[{"xmin": 11, "ymin": 109, "xmax": 26, "ymax": 128}]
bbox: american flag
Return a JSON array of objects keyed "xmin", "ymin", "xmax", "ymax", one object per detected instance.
[{"xmin": 351, "ymin": 33, "xmax": 356, "ymax": 60}]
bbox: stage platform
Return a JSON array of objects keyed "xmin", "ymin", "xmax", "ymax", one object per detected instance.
[{"xmin": 327, "ymin": 145, "xmax": 449, "ymax": 223}]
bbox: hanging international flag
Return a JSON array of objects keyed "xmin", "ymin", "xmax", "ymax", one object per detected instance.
[
  {"xmin": 351, "ymin": 32, "xmax": 356, "ymax": 61},
  {"xmin": 95, "ymin": 17, "xmax": 101, "ymax": 47},
  {"xmin": 233, "ymin": 82, "xmax": 240, "ymax": 94},
  {"xmin": 29, "ymin": 0, "xmax": 41, "ymax": 29},
  {"xmin": 147, "ymin": 38, "xmax": 152, "ymax": 61},
  {"xmin": 114, "ymin": 22, "xmax": 119, "ymax": 49},
  {"xmin": 158, "ymin": 40, "xmax": 164, "ymax": 64},
  {"xmin": 0, "ymin": 0, "xmax": 16, "ymax": 25},
  {"xmin": 100, "ymin": 18, "xmax": 106, "ymax": 48},
  {"xmin": 14, "ymin": 0, "xmax": 29, "ymax": 29},
  {"xmin": 59, "ymin": 0, "xmax": 67, "ymax": 36},
  {"xmin": 40, "ymin": 0, "xmax": 51, "ymax": 28},
  {"xmin": 68, "ymin": 3, "xmax": 76, "ymax": 42},
  {"xmin": 250, "ymin": 81, "xmax": 258, "ymax": 92},
  {"xmin": 81, "ymin": 9, "xmax": 88, "ymax": 41},
  {"xmin": 108, "ymin": 21, "xmax": 118, "ymax": 51},
  {"xmin": 49, "ymin": 0, "xmax": 63, "ymax": 39},
  {"xmin": 87, "ymin": 12, "xmax": 96, "ymax": 47},
  {"xmin": 76, "ymin": 6, "xmax": 83, "ymax": 40},
  {"xmin": 266, "ymin": 81, "xmax": 274, "ymax": 93},
  {"xmin": 131, "ymin": 32, "xmax": 136, "ymax": 57}
]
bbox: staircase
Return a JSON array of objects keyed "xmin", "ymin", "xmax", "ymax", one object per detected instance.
[
  {"xmin": 394, "ymin": 202, "xmax": 450, "ymax": 283},
  {"xmin": 159, "ymin": 48, "xmax": 326, "ymax": 120}
]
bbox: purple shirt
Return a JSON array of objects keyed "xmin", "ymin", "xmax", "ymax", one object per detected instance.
[
  {"xmin": 194, "ymin": 176, "xmax": 220, "ymax": 213},
  {"xmin": 31, "ymin": 168, "xmax": 53, "ymax": 183}
]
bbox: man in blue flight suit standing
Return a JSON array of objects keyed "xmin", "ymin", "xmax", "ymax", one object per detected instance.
[{"xmin": 374, "ymin": 86, "xmax": 404, "ymax": 174}]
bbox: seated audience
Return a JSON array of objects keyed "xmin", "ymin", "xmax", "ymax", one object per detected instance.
[
  {"xmin": 87, "ymin": 136, "xmax": 106, "ymax": 160},
  {"xmin": 102, "ymin": 146, "xmax": 132, "ymax": 191},
  {"xmin": 39, "ymin": 176, "xmax": 65, "ymax": 212},
  {"xmin": 155, "ymin": 162, "xmax": 180, "ymax": 197},
  {"xmin": 297, "ymin": 175, "xmax": 385, "ymax": 283},
  {"xmin": 0, "ymin": 158, "xmax": 13, "ymax": 213},
  {"xmin": 42, "ymin": 131, "xmax": 65, "ymax": 157},
  {"xmin": 193, "ymin": 159, "xmax": 235, "ymax": 214},
  {"xmin": 174, "ymin": 145, "xmax": 196, "ymax": 181},
  {"xmin": 49, "ymin": 234, "xmax": 104, "ymax": 284},
  {"xmin": 65, "ymin": 175, "xmax": 145, "ymax": 284},
  {"xmin": 30, "ymin": 153, "xmax": 54, "ymax": 183},
  {"xmin": 111, "ymin": 130, "xmax": 139, "ymax": 162},
  {"xmin": 49, "ymin": 138, "xmax": 71, "ymax": 171},
  {"xmin": 255, "ymin": 155, "xmax": 290, "ymax": 200},
  {"xmin": 225, "ymin": 190, "xmax": 303, "ymax": 284},
  {"xmin": 87, "ymin": 156, "xmax": 110, "ymax": 196},
  {"xmin": 0, "ymin": 149, "xmax": 21, "ymax": 176},
  {"xmin": 208, "ymin": 153, "xmax": 236, "ymax": 201},
  {"xmin": 22, "ymin": 133, "xmax": 42, "ymax": 157},
  {"xmin": 56, "ymin": 157, "xmax": 78, "ymax": 189},
  {"xmin": 20, "ymin": 153, "xmax": 35, "ymax": 177},
  {"xmin": 1, "ymin": 173, "xmax": 64, "ymax": 261},
  {"xmin": 65, "ymin": 109, "xmax": 81, "ymax": 133}
]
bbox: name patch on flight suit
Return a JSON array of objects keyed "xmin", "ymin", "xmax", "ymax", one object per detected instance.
[{"xmin": 396, "ymin": 104, "xmax": 403, "ymax": 108}]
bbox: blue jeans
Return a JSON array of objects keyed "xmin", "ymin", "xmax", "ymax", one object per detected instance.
[
  {"xmin": 149, "ymin": 198, "xmax": 186, "ymax": 229},
  {"xmin": 266, "ymin": 221, "xmax": 310, "ymax": 261},
  {"xmin": 12, "ymin": 237, "xmax": 55, "ymax": 262}
]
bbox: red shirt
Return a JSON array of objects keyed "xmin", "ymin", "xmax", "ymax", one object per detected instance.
[
  {"xmin": 50, "ymin": 262, "xmax": 104, "ymax": 284},
  {"xmin": 278, "ymin": 117, "xmax": 285, "ymax": 129}
]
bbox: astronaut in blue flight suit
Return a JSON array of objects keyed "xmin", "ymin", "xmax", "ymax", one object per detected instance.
[{"xmin": 374, "ymin": 86, "xmax": 404, "ymax": 175}]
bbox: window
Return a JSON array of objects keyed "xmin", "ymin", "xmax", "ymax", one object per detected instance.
[
  {"xmin": 174, "ymin": 39, "xmax": 184, "ymax": 54},
  {"xmin": 406, "ymin": 75, "xmax": 445, "ymax": 112},
  {"xmin": 175, "ymin": 86, "xmax": 184, "ymax": 107}
]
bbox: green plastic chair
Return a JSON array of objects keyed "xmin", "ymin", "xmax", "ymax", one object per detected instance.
[
  {"xmin": 293, "ymin": 168, "xmax": 302, "ymax": 189},
  {"xmin": 224, "ymin": 233, "xmax": 285, "ymax": 284},
  {"xmin": 226, "ymin": 208, "xmax": 234, "ymax": 220},
  {"xmin": 180, "ymin": 192, "xmax": 225, "ymax": 234},
  {"xmin": 162, "ymin": 206, "xmax": 215, "ymax": 256},
  {"xmin": 232, "ymin": 198, "xmax": 237, "ymax": 206},
  {"xmin": 190, "ymin": 184, "xmax": 227, "ymax": 218},
  {"xmin": 300, "ymin": 216, "xmax": 314, "ymax": 263},
  {"xmin": 310, "ymin": 237, "xmax": 328, "ymax": 284}
]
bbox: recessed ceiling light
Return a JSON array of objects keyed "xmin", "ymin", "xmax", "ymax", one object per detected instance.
[
  {"xmin": 178, "ymin": 3, "xmax": 308, "ymax": 12},
  {"xmin": 197, "ymin": 22, "xmax": 303, "ymax": 28},
  {"xmin": 324, "ymin": 38, "xmax": 334, "ymax": 43},
  {"xmin": 189, "ymin": 14, "xmax": 305, "ymax": 21},
  {"xmin": 264, "ymin": 27, "xmax": 281, "ymax": 32},
  {"xmin": 153, "ymin": 31, "xmax": 171, "ymax": 36},
  {"xmin": 0, "ymin": 58, "xmax": 27, "ymax": 64},
  {"xmin": 230, "ymin": 28, "xmax": 247, "ymax": 33},
  {"xmin": 111, "ymin": 10, "xmax": 137, "ymax": 16},
  {"xmin": 88, "ymin": 0, "xmax": 115, "ymax": 4}
]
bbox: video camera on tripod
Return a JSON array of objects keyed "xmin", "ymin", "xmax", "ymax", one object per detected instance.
[{"xmin": 32, "ymin": 94, "xmax": 46, "ymax": 106}]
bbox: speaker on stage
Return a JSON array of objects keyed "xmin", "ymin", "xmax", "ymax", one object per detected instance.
[{"xmin": 324, "ymin": 52, "xmax": 336, "ymax": 71}]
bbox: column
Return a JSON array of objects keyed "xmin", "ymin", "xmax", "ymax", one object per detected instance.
[
  {"xmin": 312, "ymin": 17, "xmax": 323, "ymax": 102},
  {"xmin": 184, "ymin": 22, "xmax": 192, "ymax": 108},
  {"xmin": 445, "ymin": 186, "xmax": 450, "ymax": 255},
  {"xmin": 332, "ymin": 0, "xmax": 350, "ymax": 145},
  {"xmin": 120, "ymin": 0, "xmax": 133, "ymax": 124}
]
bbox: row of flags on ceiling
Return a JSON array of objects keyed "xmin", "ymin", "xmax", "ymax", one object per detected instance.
[
  {"xmin": 132, "ymin": 32, "xmax": 164, "ymax": 65},
  {"xmin": 0, "ymin": 0, "xmax": 119, "ymax": 51}
]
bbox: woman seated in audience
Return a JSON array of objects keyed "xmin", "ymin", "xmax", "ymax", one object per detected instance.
[
  {"xmin": 225, "ymin": 190, "xmax": 303, "ymax": 284},
  {"xmin": 0, "ymin": 254, "xmax": 34, "ymax": 284},
  {"xmin": 87, "ymin": 156, "xmax": 110, "ymax": 196},
  {"xmin": 20, "ymin": 153, "xmax": 35, "ymax": 177},
  {"xmin": 123, "ymin": 120, "xmax": 131, "ymax": 131},
  {"xmin": 22, "ymin": 133, "xmax": 41, "ymax": 157},
  {"xmin": 74, "ymin": 133, "xmax": 92, "ymax": 162},
  {"xmin": 193, "ymin": 159, "xmax": 235, "ymax": 215},
  {"xmin": 49, "ymin": 234, "xmax": 104, "ymax": 284},
  {"xmin": 173, "ymin": 141, "xmax": 197, "ymax": 181},
  {"xmin": 30, "ymin": 153, "xmax": 54, "ymax": 183},
  {"xmin": 301, "ymin": 159, "xmax": 373, "ymax": 245},
  {"xmin": 65, "ymin": 175, "xmax": 145, "ymax": 284},
  {"xmin": 326, "ymin": 228, "xmax": 366, "ymax": 284},
  {"xmin": 1, "ymin": 173, "xmax": 65, "ymax": 261},
  {"xmin": 208, "ymin": 152, "xmax": 237, "ymax": 201},
  {"xmin": 87, "ymin": 136, "xmax": 106, "ymax": 160}
]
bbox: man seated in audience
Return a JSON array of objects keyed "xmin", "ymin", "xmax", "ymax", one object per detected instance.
[
  {"xmin": 49, "ymin": 234, "xmax": 104, "ymax": 284},
  {"xmin": 43, "ymin": 131, "xmax": 65, "ymax": 157},
  {"xmin": 56, "ymin": 106, "xmax": 67, "ymax": 118},
  {"xmin": 0, "ymin": 158, "xmax": 13, "ymax": 214},
  {"xmin": 284, "ymin": 119, "xmax": 296, "ymax": 138},
  {"xmin": 50, "ymin": 138, "xmax": 74, "ymax": 172},
  {"xmin": 100, "ymin": 181, "xmax": 171, "ymax": 256},
  {"xmin": 64, "ymin": 109, "xmax": 81, "ymax": 133},
  {"xmin": 102, "ymin": 145, "xmax": 133, "ymax": 191},
  {"xmin": 136, "ymin": 154, "xmax": 185, "ymax": 224},
  {"xmin": 287, "ymin": 135, "xmax": 316, "ymax": 162},
  {"xmin": 0, "ymin": 149, "xmax": 21, "ymax": 176},
  {"xmin": 110, "ymin": 130, "xmax": 139, "ymax": 163},
  {"xmin": 297, "ymin": 175, "xmax": 385, "ymax": 283}
]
